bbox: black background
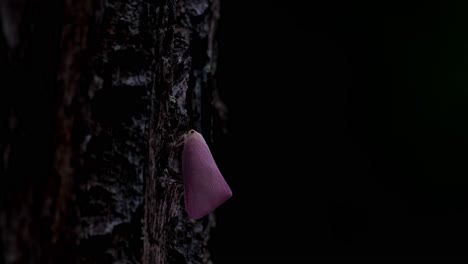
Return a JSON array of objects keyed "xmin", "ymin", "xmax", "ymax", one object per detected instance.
[{"xmin": 209, "ymin": 1, "xmax": 468, "ymax": 261}]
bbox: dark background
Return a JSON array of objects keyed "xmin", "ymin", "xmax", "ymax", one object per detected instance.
[{"xmin": 210, "ymin": 1, "xmax": 468, "ymax": 261}]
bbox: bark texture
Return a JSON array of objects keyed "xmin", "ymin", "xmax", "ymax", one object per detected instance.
[{"xmin": 0, "ymin": 0, "xmax": 221, "ymax": 263}]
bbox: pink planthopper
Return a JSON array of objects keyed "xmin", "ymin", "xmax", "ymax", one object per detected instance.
[{"xmin": 182, "ymin": 129, "xmax": 232, "ymax": 220}]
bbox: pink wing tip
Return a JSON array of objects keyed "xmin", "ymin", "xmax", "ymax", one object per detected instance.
[{"xmin": 187, "ymin": 188, "xmax": 233, "ymax": 220}]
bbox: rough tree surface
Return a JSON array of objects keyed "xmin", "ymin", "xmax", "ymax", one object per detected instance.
[{"xmin": 0, "ymin": 0, "xmax": 221, "ymax": 263}]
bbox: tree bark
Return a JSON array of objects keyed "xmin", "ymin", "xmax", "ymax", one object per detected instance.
[{"xmin": 0, "ymin": 0, "xmax": 220, "ymax": 263}]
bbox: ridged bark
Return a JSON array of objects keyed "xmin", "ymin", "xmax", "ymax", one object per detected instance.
[{"xmin": 0, "ymin": 0, "xmax": 220, "ymax": 262}]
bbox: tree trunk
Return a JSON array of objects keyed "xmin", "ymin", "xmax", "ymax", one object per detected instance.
[{"xmin": 0, "ymin": 0, "xmax": 221, "ymax": 263}]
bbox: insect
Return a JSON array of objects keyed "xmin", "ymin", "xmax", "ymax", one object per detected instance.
[{"xmin": 182, "ymin": 129, "xmax": 232, "ymax": 220}]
